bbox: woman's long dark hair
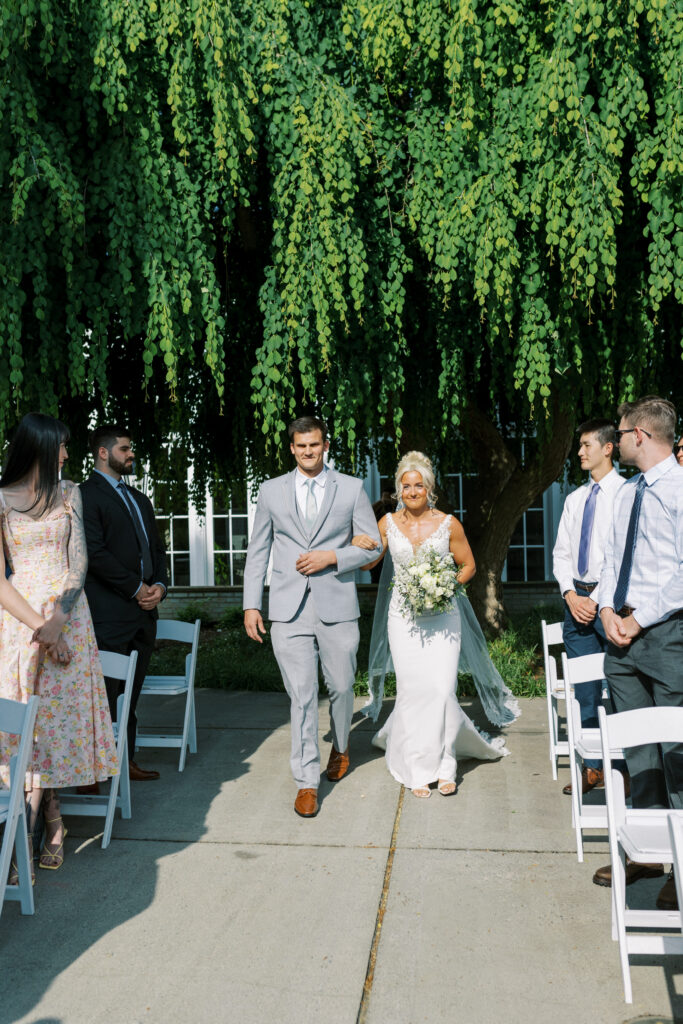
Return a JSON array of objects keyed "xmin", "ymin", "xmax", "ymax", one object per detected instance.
[{"xmin": 1, "ymin": 413, "xmax": 70, "ymax": 514}]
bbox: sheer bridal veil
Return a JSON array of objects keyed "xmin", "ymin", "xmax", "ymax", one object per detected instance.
[{"xmin": 363, "ymin": 549, "xmax": 521, "ymax": 726}]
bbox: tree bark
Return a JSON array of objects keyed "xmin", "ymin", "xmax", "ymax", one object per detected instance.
[{"xmin": 462, "ymin": 399, "xmax": 575, "ymax": 635}]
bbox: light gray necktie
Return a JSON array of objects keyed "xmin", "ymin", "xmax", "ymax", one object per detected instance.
[{"xmin": 304, "ymin": 479, "xmax": 318, "ymax": 527}]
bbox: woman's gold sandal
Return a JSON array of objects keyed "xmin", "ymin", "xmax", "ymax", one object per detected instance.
[{"xmin": 39, "ymin": 790, "xmax": 67, "ymax": 870}]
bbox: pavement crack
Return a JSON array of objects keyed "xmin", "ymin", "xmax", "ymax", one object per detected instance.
[{"xmin": 356, "ymin": 784, "xmax": 405, "ymax": 1024}]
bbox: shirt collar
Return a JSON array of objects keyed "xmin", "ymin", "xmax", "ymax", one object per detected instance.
[
  {"xmin": 296, "ymin": 465, "xmax": 328, "ymax": 488},
  {"xmin": 643, "ymin": 453, "xmax": 679, "ymax": 487},
  {"xmin": 592, "ymin": 467, "xmax": 620, "ymax": 493},
  {"xmin": 94, "ymin": 468, "xmax": 123, "ymax": 490}
]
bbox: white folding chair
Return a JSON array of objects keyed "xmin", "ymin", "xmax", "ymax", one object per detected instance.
[
  {"xmin": 137, "ymin": 618, "xmax": 200, "ymax": 771},
  {"xmin": 542, "ymin": 620, "xmax": 568, "ymax": 779},
  {"xmin": 59, "ymin": 650, "xmax": 137, "ymax": 849},
  {"xmin": 562, "ymin": 652, "xmax": 624, "ymax": 862},
  {"xmin": 0, "ymin": 696, "xmax": 40, "ymax": 921},
  {"xmin": 667, "ymin": 813, "xmax": 683, "ymax": 931},
  {"xmin": 599, "ymin": 704, "xmax": 683, "ymax": 1003}
]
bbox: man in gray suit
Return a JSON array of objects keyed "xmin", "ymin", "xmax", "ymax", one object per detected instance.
[{"xmin": 243, "ymin": 416, "xmax": 380, "ymax": 818}]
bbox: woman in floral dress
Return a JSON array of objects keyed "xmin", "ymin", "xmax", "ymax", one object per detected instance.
[{"xmin": 0, "ymin": 413, "xmax": 118, "ymax": 872}]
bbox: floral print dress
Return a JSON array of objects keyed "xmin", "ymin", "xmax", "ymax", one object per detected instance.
[{"xmin": 0, "ymin": 482, "xmax": 118, "ymax": 789}]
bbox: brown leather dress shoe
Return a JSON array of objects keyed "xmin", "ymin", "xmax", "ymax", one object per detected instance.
[
  {"xmin": 128, "ymin": 760, "xmax": 160, "ymax": 781},
  {"xmin": 294, "ymin": 788, "xmax": 318, "ymax": 818},
  {"xmin": 656, "ymin": 871, "xmax": 678, "ymax": 910},
  {"xmin": 563, "ymin": 767, "xmax": 604, "ymax": 796},
  {"xmin": 592, "ymin": 857, "xmax": 664, "ymax": 888},
  {"xmin": 76, "ymin": 782, "xmax": 101, "ymax": 795},
  {"xmin": 326, "ymin": 746, "xmax": 350, "ymax": 782}
]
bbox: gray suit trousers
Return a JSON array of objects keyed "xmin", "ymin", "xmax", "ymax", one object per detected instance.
[
  {"xmin": 606, "ymin": 613, "xmax": 683, "ymax": 809},
  {"xmin": 271, "ymin": 590, "xmax": 359, "ymax": 788}
]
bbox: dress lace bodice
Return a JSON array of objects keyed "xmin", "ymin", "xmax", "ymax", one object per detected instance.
[{"xmin": 386, "ymin": 513, "xmax": 452, "ymax": 565}]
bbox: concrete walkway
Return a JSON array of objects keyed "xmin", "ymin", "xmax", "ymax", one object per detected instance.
[{"xmin": 2, "ymin": 693, "xmax": 682, "ymax": 1024}]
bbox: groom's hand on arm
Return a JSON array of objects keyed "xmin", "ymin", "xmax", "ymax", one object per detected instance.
[
  {"xmin": 244, "ymin": 609, "xmax": 267, "ymax": 643},
  {"xmin": 296, "ymin": 550, "xmax": 337, "ymax": 575}
]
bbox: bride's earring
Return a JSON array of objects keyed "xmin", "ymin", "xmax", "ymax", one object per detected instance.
[{"xmin": 396, "ymin": 498, "xmax": 404, "ymax": 511}]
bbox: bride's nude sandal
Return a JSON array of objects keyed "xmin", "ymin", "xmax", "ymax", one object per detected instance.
[
  {"xmin": 438, "ymin": 780, "xmax": 457, "ymax": 796},
  {"xmin": 412, "ymin": 787, "xmax": 431, "ymax": 799}
]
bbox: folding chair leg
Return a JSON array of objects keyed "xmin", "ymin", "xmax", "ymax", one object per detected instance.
[
  {"xmin": 12, "ymin": 806, "xmax": 35, "ymax": 916},
  {"xmin": 120, "ymin": 754, "xmax": 131, "ymax": 819},
  {"xmin": 569, "ymin": 752, "xmax": 584, "ymax": 862},
  {"xmin": 612, "ymin": 850, "xmax": 633, "ymax": 1002},
  {"xmin": 189, "ymin": 697, "xmax": 197, "ymax": 754}
]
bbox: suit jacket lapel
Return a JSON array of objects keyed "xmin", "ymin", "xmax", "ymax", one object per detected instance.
[
  {"xmin": 309, "ymin": 469, "xmax": 337, "ymax": 543},
  {"xmin": 90, "ymin": 473, "xmax": 139, "ymax": 541},
  {"xmin": 283, "ymin": 470, "xmax": 308, "ymax": 545}
]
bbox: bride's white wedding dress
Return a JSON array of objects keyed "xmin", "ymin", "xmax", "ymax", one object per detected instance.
[{"xmin": 372, "ymin": 514, "xmax": 509, "ymax": 789}]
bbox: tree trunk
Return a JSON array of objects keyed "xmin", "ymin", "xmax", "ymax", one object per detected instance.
[{"xmin": 463, "ymin": 399, "xmax": 575, "ymax": 635}]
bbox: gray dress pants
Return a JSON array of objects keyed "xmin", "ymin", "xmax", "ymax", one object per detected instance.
[
  {"xmin": 270, "ymin": 590, "xmax": 359, "ymax": 788},
  {"xmin": 605, "ymin": 613, "xmax": 683, "ymax": 809}
]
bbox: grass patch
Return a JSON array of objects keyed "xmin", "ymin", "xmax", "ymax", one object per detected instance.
[{"xmin": 149, "ymin": 599, "xmax": 561, "ymax": 699}]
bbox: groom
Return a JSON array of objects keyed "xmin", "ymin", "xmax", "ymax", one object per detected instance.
[{"xmin": 243, "ymin": 416, "xmax": 380, "ymax": 818}]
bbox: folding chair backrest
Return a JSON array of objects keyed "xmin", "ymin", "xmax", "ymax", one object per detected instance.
[
  {"xmin": 155, "ymin": 619, "xmax": 198, "ymax": 645},
  {"xmin": 562, "ymin": 651, "xmax": 605, "ymax": 688},
  {"xmin": 600, "ymin": 705, "xmax": 683, "ymax": 750}
]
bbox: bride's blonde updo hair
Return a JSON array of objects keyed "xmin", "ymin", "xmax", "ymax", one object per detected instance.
[{"xmin": 393, "ymin": 451, "xmax": 438, "ymax": 508}]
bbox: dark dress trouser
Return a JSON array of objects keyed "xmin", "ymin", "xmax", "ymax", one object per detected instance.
[
  {"xmin": 605, "ymin": 613, "xmax": 683, "ymax": 809},
  {"xmin": 96, "ymin": 615, "xmax": 157, "ymax": 757},
  {"xmin": 563, "ymin": 581, "xmax": 608, "ymax": 771}
]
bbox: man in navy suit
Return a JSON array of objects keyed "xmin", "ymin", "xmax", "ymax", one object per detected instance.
[{"xmin": 80, "ymin": 425, "xmax": 168, "ymax": 781}]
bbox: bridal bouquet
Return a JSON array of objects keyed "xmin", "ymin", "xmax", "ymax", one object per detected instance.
[{"xmin": 393, "ymin": 549, "xmax": 464, "ymax": 617}]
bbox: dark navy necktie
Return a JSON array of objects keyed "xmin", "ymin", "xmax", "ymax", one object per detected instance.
[
  {"xmin": 612, "ymin": 475, "xmax": 647, "ymax": 612},
  {"xmin": 577, "ymin": 481, "xmax": 600, "ymax": 577},
  {"xmin": 117, "ymin": 481, "xmax": 154, "ymax": 581}
]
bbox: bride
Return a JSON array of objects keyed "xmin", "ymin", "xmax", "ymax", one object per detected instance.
[{"xmin": 354, "ymin": 452, "xmax": 519, "ymax": 798}]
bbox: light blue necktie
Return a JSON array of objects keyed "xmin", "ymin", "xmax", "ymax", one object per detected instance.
[
  {"xmin": 577, "ymin": 482, "xmax": 600, "ymax": 577},
  {"xmin": 613, "ymin": 475, "xmax": 647, "ymax": 611},
  {"xmin": 304, "ymin": 479, "xmax": 318, "ymax": 528}
]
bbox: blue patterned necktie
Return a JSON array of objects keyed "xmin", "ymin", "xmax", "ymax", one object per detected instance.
[
  {"xmin": 577, "ymin": 481, "xmax": 600, "ymax": 577},
  {"xmin": 612, "ymin": 475, "xmax": 647, "ymax": 612}
]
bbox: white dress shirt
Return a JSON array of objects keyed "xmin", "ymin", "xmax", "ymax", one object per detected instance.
[
  {"xmin": 295, "ymin": 465, "xmax": 328, "ymax": 519},
  {"xmin": 553, "ymin": 468, "xmax": 626, "ymax": 606},
  {"xmin": 599, "ymin": 455, "xmax": 683, "ymax": 627}
]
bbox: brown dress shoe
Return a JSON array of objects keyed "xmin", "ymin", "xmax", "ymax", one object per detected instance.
[
  {"xmin": 656, "ymin": 871, "xmax": 678, "ymax": 910},
  {"xmin": 76, "ymin": 782, "xmax": 100, "ymax": 795},
  {"xmin": 326, "ymin": 746, "xmax": 350, "ymax": 782},
  {"xmin": 592, "ymin": 857, "xmax": 664, "ymax": 888},
  {"xmin": 128, "ymin": 760, "xmax": 160, "ymax": 781},
  {"xmin": 563, "ymin": 767, "xmax": 604, "ymax": 796},
  {"xmin": 294, "ymin": 788, "xmax": 318, "ymax": 818}
]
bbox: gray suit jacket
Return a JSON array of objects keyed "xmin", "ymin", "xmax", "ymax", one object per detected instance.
[{"xmin": 243, "ymin": 468, "xmax": 380, "ymax": 623}]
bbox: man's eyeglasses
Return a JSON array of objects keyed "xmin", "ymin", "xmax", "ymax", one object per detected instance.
[{"xmin": 615, "ymin": 427, "xmax": 652, "ymax": 443}]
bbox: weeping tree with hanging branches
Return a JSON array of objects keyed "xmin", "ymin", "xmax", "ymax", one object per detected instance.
[{"xmin": 1, "ymin": 0, "xmax": 682, "ymax": 629}]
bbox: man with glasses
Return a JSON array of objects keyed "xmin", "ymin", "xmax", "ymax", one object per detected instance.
[
  {"xmin": 592, "ymin": 396, "xmax": 683, "ymax": 908},
  {"xmin": 553, "ymin": 419, "xmax": 626, "ymax": 795}
]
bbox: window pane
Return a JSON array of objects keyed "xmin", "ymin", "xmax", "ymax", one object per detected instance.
[
  {"xmin": 525, "ymin": 510, "xmax": 544, "ymax": 545},
  {"xmin": 173, "ymin": 554, "xmax": 190, "ymax": 586},
  {"xmin": 213, "ymin": 518, "xmax": 229, "ymax": 551},
  {"xmin": 441, "ymin": 475, "xmax": 461, "ymax": 515},
  {"xmin": 510, "ymin": 521, "xmax": 524, "ymax": 546},
  {"xmin": 232, "ymin": 517, "xmax": 249, "ymax": 551},
  {"xmin": 526, "ymin": 547, "xmax": 545, "ymax": 581},
  {"xmin": 158, "ymin": 518, "xmax": 171, "ymax": 549},
  {"xmin": 172, "ymin": 517, "xmax": 189, "ymax": 551},
  {"xmin": 506, "ymin": 548, "xmax": 525, "ymax": 581},
  {"xmin": 232, "ymin": 552, "xmax": 247, "ymax": 584},
  {"xmin": 214, "ymin": 553, "xmax": 230, "ymax": 585}
]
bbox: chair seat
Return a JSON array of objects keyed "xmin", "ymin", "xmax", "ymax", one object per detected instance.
[
  {"xmin": 619, "ymin": 810, "xmax": 681, "ymax": 862},
  {"xmin": 575, "ymin": 727, "xmax": 623, "ymax": 760},
  {"xmin": 141, "ymin": 674, "xmax": 188, "ymax": 696}
]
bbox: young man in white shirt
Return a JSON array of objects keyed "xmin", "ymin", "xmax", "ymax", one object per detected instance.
[
  {"xmin": 553, "ymin": 419, "xmax": 625, "ymax": 795},
  {"xmin": 593, "ymin": 396, "xmax": 683, "ymax": 906}
]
